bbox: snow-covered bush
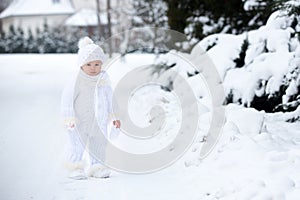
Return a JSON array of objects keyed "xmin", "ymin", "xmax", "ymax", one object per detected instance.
[
  {"xmin": 194, "ymin": 6, "xmax": 300, "ymax": 114},
  {"xmin": 165, "ymin": 0, "xmax": 276, "ymax": 41},
  {"xmin": 152, "ymin": 2, "xmax": 300, "ymax": 117}
]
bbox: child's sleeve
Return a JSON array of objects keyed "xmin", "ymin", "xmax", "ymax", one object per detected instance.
[
  {"xmin": 99, "ymin": 72, "xmax": 119, "ymax": 122},
  {"xmin": 106, "ymin": 84, "xmax": 118, "ymax": 122},
  {"xmin": 60, "ymin": 79, "xmax": 76, "ymax": 127}
]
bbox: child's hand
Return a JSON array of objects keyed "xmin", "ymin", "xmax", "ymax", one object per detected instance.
[
  {"xmin": 63, "ymin": 118, "xmax": 76, "ymax": 131},
  {"xmin": 113, "ymin": 120, "xmax": 121, "ymax": 128},
  {"xmin": 67, "ymin": 123, "xmax": 75, "ymax": 130}
]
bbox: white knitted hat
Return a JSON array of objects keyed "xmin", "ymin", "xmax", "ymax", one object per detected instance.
[{"xmin": 77, "ymin": 37, "xmax": 107, "ymax": 67}]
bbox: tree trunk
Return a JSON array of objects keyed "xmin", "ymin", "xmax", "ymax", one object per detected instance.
[
  {"xmin": 107, "ymin": 0, "xmax": 112, "ymax": 57},
  {"xmin": 96, "ymin": 0, "xmax": 102, "ymax": 38}
]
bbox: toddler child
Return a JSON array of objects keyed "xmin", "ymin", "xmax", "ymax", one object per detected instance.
[{"xmin": 61, "ymin": 37, "xmax": 120, "ymax": 180}]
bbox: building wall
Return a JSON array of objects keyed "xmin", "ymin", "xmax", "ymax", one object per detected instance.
[
  {"xmin": 71, "ymin": 0, "xmax": 97, "ymax": 10},
  {"xmin": 0, "ymin": 0, "xmax": 133, "ymax": 38},
  {"xmin": 1, "ymin": 14, "xmax": 71, "ymax": 35},
  {"xmin": 71, "ymin": 0, "xmax": 130, "ymax": 11}
]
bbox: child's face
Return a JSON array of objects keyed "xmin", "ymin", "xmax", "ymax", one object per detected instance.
[{"xmin": 81, "ymin": 60, "xmax": 102, "ymax": 76}]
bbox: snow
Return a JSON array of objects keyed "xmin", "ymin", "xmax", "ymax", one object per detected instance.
[
  {"xmin": 284, "ymin": 79, "xmax": 299, "ymax": 104},
  {"xmin": 223, "ymin": 68, "xmax": 252, "ymax": 102},
  {"xmin": 1, "ymin": 5, "xmax": 300, "ymax": 199},
  {"xmin": 265, "ymin": 10, "xmax": 294, "ymax": 30},
  {"xmin": 0, "ymin": 53, "xmax": 299, "ymax": 199},
  {"xmin": 0, "ymin": 0, "xmax": 74, "ymax": 19},
  {"xmin": 194, "ymin": 34, "xmax": 245, "ymax": 80},
  {"xmin": 243, "ymin": 0, "xmax": 263, "ymax": 11},
  {"xmin": 65, "ymin": 9, "xmax": 109, "ymax": 26},
  {"xmin": 225, "ymin": 104, "xmax": 265, "ymax": 137},
  {"xmin": 192, "ymin": 9, "xmax": 300, "ymax": 107}
]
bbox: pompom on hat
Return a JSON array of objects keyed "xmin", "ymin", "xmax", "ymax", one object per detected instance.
[{"xmin": 77, "ymin": 37, "xmax": 107, "ymax": 67}]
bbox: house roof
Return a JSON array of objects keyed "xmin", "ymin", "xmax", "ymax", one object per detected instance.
[
  {"xmin": 65, "ymin": 9, "xmax": 109, "ymax": 26},
  {"xmin": 0, "ymin": 0, "xmax": 75, "ymax": 19}
]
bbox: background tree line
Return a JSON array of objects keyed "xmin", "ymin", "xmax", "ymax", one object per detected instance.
[
  {"xmin": 164, "ymin": 0, "xmax": 299, "ymax": 40},
  {"xmin": 0, "ymin": 0, "xmax": 299, "ymax": 54}
]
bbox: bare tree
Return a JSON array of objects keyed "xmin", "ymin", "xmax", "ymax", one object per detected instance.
[
  {"xmin": 0, "ymin": 0, "xmax": 11, "ymax": 12},
  {"xmin": 107, "ymin": 0, "xmax": 112, "ymax": 57},
  {"xmin": 0, "ymin": 0, "xmax": 12, "ymax": 34},
  {"xmin": 95, "ymin": 0, "xmax": 102, "ymax": 37}
]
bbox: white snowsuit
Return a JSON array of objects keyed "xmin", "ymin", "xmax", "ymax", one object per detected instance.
[{"xmin": 61, "ymin": 69, "xmax": 116, "ymax": 170}]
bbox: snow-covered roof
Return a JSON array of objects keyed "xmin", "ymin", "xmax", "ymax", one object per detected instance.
[
  {"xmin": 65, "ymin": 9, "xmax": 108, "ymax": 26},
  {"xmin": 0, "ymin": 0, "xmax": 75, "ymax": 19}
]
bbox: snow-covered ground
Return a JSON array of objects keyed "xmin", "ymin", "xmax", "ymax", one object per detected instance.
[{"xmin": 0, "ymin": 53, "xmax": 300, "ymax": 200}]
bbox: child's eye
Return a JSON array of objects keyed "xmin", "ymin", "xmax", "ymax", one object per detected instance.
[
  {"xmin": 87, "ymin": 64, "xmax": 91, "ymax": 66},
  {"xmin": 95, "ymin": 64, "xmax": 99, "ymax": 66}
]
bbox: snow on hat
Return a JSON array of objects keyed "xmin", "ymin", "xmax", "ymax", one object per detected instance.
[{"xmin": 77, "ymin": 37, "xmax": 107, "ymax": 67}]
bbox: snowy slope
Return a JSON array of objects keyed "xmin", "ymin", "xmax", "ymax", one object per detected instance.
[{"xmin": 0, "ymin": 53, "xmax": 300, "ymax": 200}]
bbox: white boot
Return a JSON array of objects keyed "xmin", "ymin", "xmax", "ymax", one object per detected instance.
[
  {"xmin": 92, "ymin": 168, "xmax": 111, "ymax": 178},
  {"xmin": 65, "ymin": 161, "xmax": 87, "ymax": 180},
  {"xmin": 68, "ymin": 168, "xmax": 87, "ymax": 180},
  {"xmin": 88, "ymin": 164, "xmax": 111, "ymax": 178}
]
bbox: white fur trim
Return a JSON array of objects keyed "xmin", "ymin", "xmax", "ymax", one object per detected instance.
[
  {"xmin": 63, "ymin": 117, "xmax": 76, "ymax": 126},
  {"xmin": 64, "ymin": 161, "xmax": 85, "ymax": 171}
]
